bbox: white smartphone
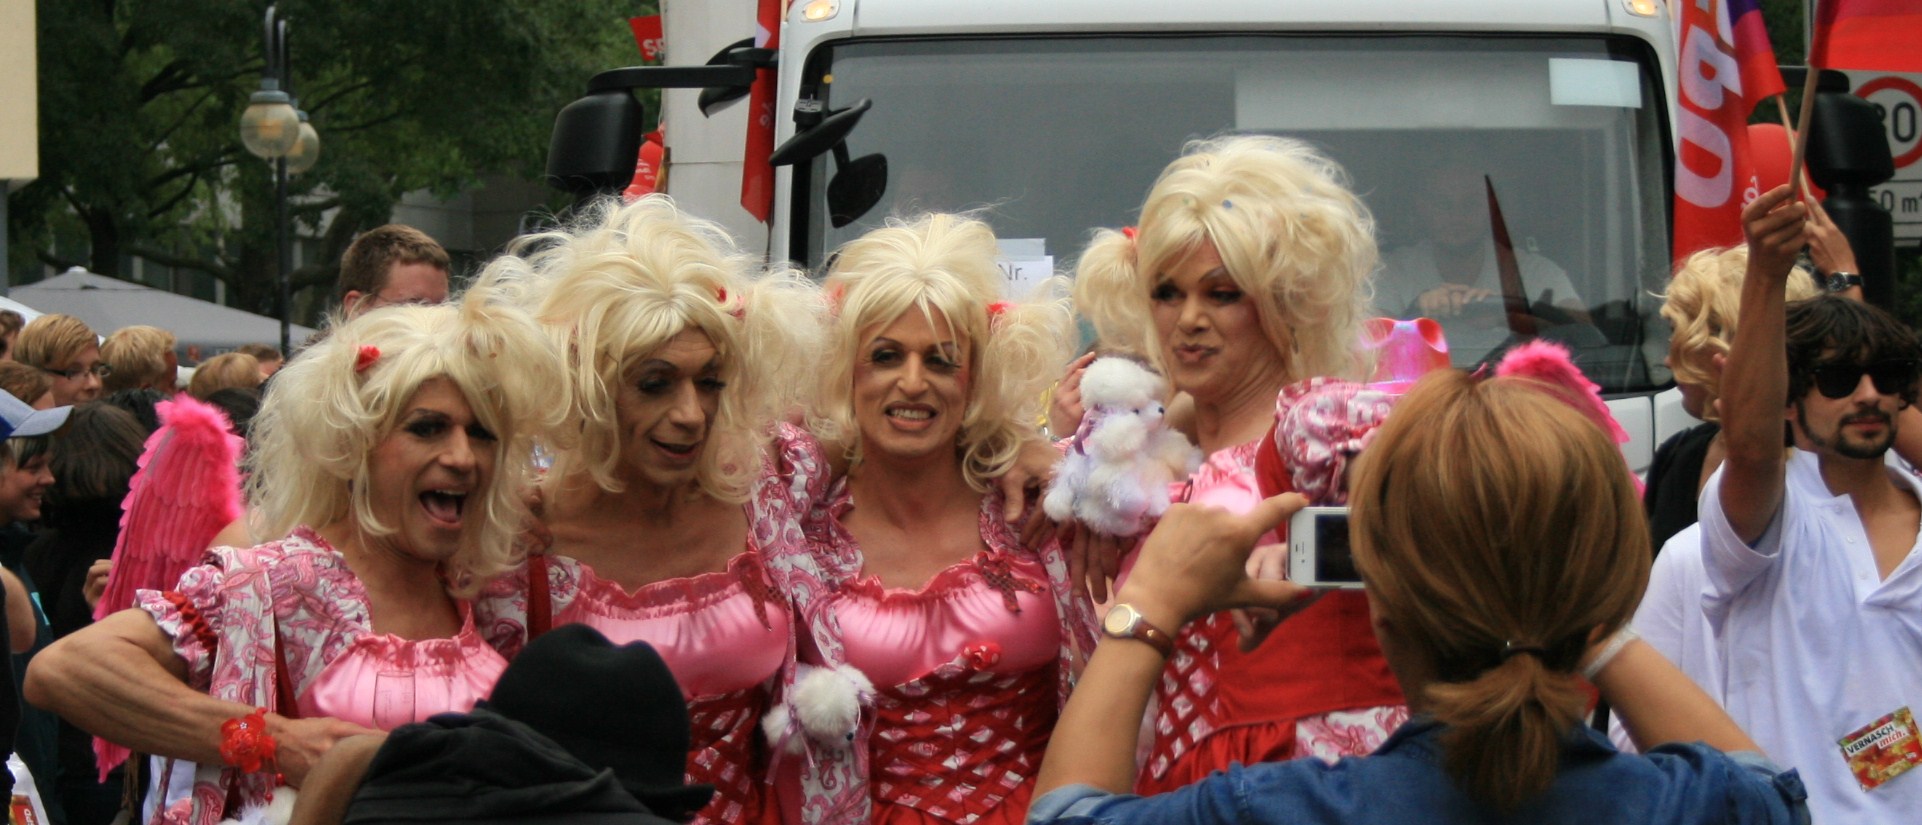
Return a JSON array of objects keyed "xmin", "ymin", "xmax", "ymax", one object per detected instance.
[{"xmin": 1287, "ymin": 506, "xmax": 1364, "ymax": 589}]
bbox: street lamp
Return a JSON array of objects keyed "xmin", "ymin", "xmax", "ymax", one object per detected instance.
[{"xmin": 238, "ymin": 3, "xmax": 319, "ymax": 355}]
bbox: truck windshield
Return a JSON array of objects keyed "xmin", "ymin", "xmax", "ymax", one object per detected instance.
[{"xmin": 799, "ymin": 35, "xmax": 1674, "ymax": 394}]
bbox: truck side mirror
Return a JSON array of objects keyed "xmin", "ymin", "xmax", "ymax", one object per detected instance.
[
  {"xmin": 828, "ymin": 148, "xmax": 887, "ymax": 228},
  {"xmin": 1807, "ymin": 88, "xmax": 1898, "ymax": 310},
  {"xmin": 546, "ymin": 89, "xmax": 644, "ymax": 199}
]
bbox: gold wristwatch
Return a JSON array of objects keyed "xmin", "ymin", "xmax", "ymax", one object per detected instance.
[{"xmin": 1102, "ymin": 603, "xmax": 1174, "ymax": 657}]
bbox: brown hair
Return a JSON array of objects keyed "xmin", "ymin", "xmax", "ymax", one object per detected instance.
[
  {"xmin": 47, "ymin": 402, "xmax": 147, "ymax": 507},
  {"xmin": 234, "ymin": 343, "xmax": 284, "ymax": 365},
  {"xmin": 188, "ymin": 353, "xmax": 263, "ymax": 401},
  {"xmin": 0, "ymin": 361, "xmax": 53, "ymax": 408},
  {"xmin": 1347, "ymin": 370, "xmax": 1648, "ymax": 811},
  {"xmin": 337, "ymin": 224, "xmax": 450, "ymax": 303},
  {"xmin": 14, "ymin": 314, "xmax": 98, "ymax": 371},
  {"xmin": 100, "ymin": 325, "xmax": 178, "ymax": 393},
  {"xmin": 0, "ymin": 310, "xmax": 24, "ymax": 358}
]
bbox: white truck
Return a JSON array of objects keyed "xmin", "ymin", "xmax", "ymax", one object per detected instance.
[{"xmin": 576, "ymin": 0, "xmax": 1694, "ymax": 472}]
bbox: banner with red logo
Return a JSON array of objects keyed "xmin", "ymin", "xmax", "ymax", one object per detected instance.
[
  {"xmin": 1673, "ymin": 0, "xmax": 1776, "ymax": 260},
  {"xmin": 629, "ymin": 15, "xmax": 665, "ymax": 64},
  {"xmin": 741, "ymin": 0, "xmax": 783, "ymax": 223},
  {"xmin": 1811, "ymin": 0, "xmax": 1922, "ymax": 73}
]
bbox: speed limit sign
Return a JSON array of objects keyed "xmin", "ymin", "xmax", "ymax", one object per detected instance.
[{"xmin": 1854, "ymin": 73, "xmax": 1922, "ymax": 241}]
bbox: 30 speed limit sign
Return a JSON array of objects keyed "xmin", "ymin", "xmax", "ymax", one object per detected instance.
[{"xmin": 1854, "ymin": 74, "xmax": 1922, "ymax": 241}]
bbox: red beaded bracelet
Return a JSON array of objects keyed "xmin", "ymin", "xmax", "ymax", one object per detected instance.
[{"xmin": 218, "ymin": 708, "xmax": 278, "ymax": 774}]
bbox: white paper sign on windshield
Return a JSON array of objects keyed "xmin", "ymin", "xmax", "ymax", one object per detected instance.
[{"xmin": 996, "ymin": 239, "xmax": 1054, "ymax": 299}]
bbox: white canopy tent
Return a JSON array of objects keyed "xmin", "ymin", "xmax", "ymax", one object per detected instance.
[{"xmin": 8, "ymin": 268, "xmax": 313, "ymax": 355}]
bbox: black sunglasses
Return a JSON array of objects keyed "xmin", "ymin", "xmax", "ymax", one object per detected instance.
[{"xmin": 1810, "ymin": 359, "xmax": 1920, "ymax": 399}]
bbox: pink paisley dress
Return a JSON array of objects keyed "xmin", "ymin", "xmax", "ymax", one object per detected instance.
[{"xmin": 137, "ymin": 528, "xmax": 506, "ymax": 825}]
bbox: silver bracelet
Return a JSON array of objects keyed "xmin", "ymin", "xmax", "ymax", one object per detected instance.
[{"xmin": 1581, "ymin": 625, "xmax": 1640, "ymax": 681}]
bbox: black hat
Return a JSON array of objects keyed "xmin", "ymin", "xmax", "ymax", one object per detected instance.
[{"xmin": 483, "ymin": 625, "xmax": 715, "ymax": 822}]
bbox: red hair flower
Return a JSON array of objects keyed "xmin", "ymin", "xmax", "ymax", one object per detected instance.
[
  {"xmin": 987, "ymin": 301, "xmax": 1012, "ymax": 320},
  {"xmin": 354, "ymin": 345, "xmax": 380, "ymax": 373},
  {"xmin": 1120, "ymin": 226, "xmax": 1138, "ymax": 241}
]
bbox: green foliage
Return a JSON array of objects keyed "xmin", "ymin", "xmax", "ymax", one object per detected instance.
[{"xmin": 10, "ymin": 0, "xmax": 649, "ymax": 322}]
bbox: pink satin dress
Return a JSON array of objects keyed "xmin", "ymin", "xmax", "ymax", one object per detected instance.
[
  {"xmin": 544, "ymin": 551, "xmax": 791, "ymax": 825},
  {"xmin": 815, "ymin": 492, "xmax": 1063, "ymax": 825}
]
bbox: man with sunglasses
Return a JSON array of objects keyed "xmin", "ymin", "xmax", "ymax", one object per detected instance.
[{"xmin": 1706, "ymin": 184, "xmax": 1922, "ymax": 824}]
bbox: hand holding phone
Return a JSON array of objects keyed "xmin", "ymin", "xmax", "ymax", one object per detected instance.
[{"xmin": 1287, "ymin": 506, "xmax": 1364, "ymax": 589}]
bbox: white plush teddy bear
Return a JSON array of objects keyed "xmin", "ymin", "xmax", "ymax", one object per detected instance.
[{"xmin": 1043, "ymin": 357, "xmax": 1202, "ymax": 537}]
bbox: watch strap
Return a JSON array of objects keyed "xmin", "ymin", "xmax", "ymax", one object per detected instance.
[{"xmin": 1104, "ymin": 605, "xmax": 1176, "ymax": 657}]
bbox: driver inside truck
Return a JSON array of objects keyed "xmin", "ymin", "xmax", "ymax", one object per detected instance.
[{"xmin": 1375, "ymin": 161, "xmax": 1594, "ymax": 364}]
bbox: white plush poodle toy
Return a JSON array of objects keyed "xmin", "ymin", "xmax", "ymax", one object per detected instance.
[{"xmin": 1044, "ymin": 357, "xmax": 1202, "ymax": 536}]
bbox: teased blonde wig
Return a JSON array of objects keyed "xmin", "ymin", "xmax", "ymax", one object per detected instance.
[
  {"xmin": 813, "ymin": 213, "xmax": 1075, "ymax": 490},
  {"xmin": 1075, "ymin": 135, "xmax": 1377, "ymax": 385},
  {"xmin": 1660, "ymin": 247, "xmax": 1819, "ymax": 420},
  {"xmin": 245, "ymin": 289, "xmax": 569, "ymax": 595},
  {"xmin": 479, "ymin": 195, "xmax": 827, "ymax": 503}
]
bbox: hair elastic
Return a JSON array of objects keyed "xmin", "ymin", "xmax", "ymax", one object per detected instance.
[{"xmin": 1499, "ymin": 640, "xmax": 1549, "ymax": 661}]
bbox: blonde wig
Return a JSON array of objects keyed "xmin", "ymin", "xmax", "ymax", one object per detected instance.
[
  {"xmin": 814, "ymin": 213, "xmax": 1075, "ymax": 490},
  {"xmin": 187, "ymin": 353, "xmax": 262, "ymax": 401},
  {"xmin": 1348, "ymin": 370, "xmax": 1648, "ymax": 812},
  {"xmin": 15, "ymin": 313, "xmax": 98, "ymax": 371},
  {"xmin": 245, "ymin": 290, "xmax": 569, "ymax": 595},
  {"xmin": 101, "ymin": 325, "xmax": 178, "ymax": 393},
  {"xmin": 1660, "ymin": 247, "xmax": 1819, "ymax": 420},
  {"xmin": 478, "ymin": 195, "xmax": 827, "ymax": 503},
  {"xmin": 1075, "ymin": 135, "xmax": 1377, "ymax": 385}
]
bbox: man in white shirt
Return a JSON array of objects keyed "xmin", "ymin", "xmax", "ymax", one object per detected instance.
[
  {"xmin": 1375, "ymin": 163, "xmax": 1591, "ymax": 365},
  {"xmin": 1705, "ymin": 183, "xmax": 1922, "ymax": 823}
]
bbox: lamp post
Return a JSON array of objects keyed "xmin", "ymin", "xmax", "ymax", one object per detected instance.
[{"xmin": 238, "ymin": 4, "xmax": 318, "ymax": 355}]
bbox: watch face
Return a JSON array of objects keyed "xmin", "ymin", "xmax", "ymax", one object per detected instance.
[{"xmin": 1103, "ymin": 605, "xmax": 1137, "ymax": 635}]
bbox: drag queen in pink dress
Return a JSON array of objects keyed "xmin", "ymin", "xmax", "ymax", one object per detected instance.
[
  {"xmin": 1071, "ymin": 135, "xmax": 1407, "ymax": 794},
  {"xmin": 472, "ymin": 195, "xmax": 831, "ymax": 825},
  {"xmin": 24, "ymin": 293, "xmax": 568, "ymax": 824},
  {"xmin": 773, "ymin": 213, "xmax": 1095, "ymax": 824}
]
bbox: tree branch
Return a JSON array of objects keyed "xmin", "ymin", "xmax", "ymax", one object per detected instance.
[
  {"xmin": 327, "ymin": 111, "xmax": 405, "ymax": 134},
  {"xmin": 290, "ymin": 196, "xmax": 343, "ymax": 217},
  {"xmin": 138, "ymin": 59, "xmax": 196, "ymax": 102},
  {"xmin": 306, "ymin": 78, "xmax": 379, "ymax": 115},
  {"xmin": 146, "ymin": 150, "xmax": 243, "ymax": 191},
  {"xmin": 128, "ymin": 245, "xmax": 233, "ymax": 282},
  {"xmin": 149, "ymin": 89, "xmax": 222, "ymax": 150},
  {"xmin": 147, "ymin": 171, "xmax": 203, "ymax": 219}
]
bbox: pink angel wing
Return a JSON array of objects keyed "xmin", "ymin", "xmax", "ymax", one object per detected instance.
[{"xmin": 94, "ymin": 396, "xmax": 244, "ymax": 780}]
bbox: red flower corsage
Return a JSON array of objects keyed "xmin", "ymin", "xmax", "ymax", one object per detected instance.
[
  {"xmin": 963, "ymin": 641, "xmax": 1002, "ymax": 670},
  {"xmin": 354, "ymin": 345, "xmax": 380, "ymax": 373},
  {"xmin": 218, "ymin": 708, "xmax": 278, "ymax": 774},
  {"xmin": 987, "ymin": 301, "xmax": 1012, "ymax": 321}
]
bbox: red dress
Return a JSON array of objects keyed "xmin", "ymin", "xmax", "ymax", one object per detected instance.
[{"xmin": 1131, "ymin": 441, "xmax": 1407, "ymax": 794}]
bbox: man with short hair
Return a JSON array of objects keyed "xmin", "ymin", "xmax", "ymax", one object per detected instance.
[
  {"xmin": 233, "ymin": 343, "xmax": 284, "ymax": 378},
  {"xmin": 99, "ymin": 325, "xmax": 179, "ymax": 395},
  {"xmin": 337, "ymin": 225, "xmax": 451, "ymax": 316},
  {"xmin": 1708, "ymin": 184, "xmax": 1922, "ymax": 823},
  {"xmin": 14, "ymin": 315, "xmax": 106, "ymax": 406}
]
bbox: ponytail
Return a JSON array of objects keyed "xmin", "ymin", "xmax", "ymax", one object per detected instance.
[
  {"xmin": 1072, "ymin": 228, "xmax": 1153, "ymax": 361},
  {"xmin": 1425, "ymin": 644, "xmax": 1592, "ymax": 811}
]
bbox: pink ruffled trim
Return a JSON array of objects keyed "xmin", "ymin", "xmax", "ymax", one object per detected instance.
[{"xmin": 569, "ymin": 550, "xmax": 765, "ymax": 616}]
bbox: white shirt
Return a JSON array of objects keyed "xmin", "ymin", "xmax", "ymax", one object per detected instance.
[
  {"xmin": 1610, "ymin": 523, "xmax": 1724, "ymax": 753},
  {"xmin": 1376, "ymin": 240, "xmax": 1584, "ymax": 366},
  {"xmin": 1698, "ymin": 450, "xmax": 1922, "ymax": 823}
]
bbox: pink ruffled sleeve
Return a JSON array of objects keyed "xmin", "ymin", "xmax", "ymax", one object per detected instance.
[{"xmin": 135, "ymin": 561, "xmax": 227, "ymax": 691}]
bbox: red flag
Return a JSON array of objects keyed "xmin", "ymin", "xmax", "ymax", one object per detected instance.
[
  {"xmin": 629, "ymin": 15, "xmax": 665, "ymax": 64},
  {"xmin": 624, "ymin": 126, "xmax": 667, "ymax": 201},
  {"xmin": 1810, "ymin": 0, "xmax": 1922, "ymax": 73},
  {"xmin": 1728, "ymin": 0, "xmax": 1785, "ymax": 100},
  {"xmin": 1672, "ymin": 0, "xmax": 1768, "ymax": 259},
  {"xmin": 741, "ymin": 0, "xmax": 783, "ymax": 223}
]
